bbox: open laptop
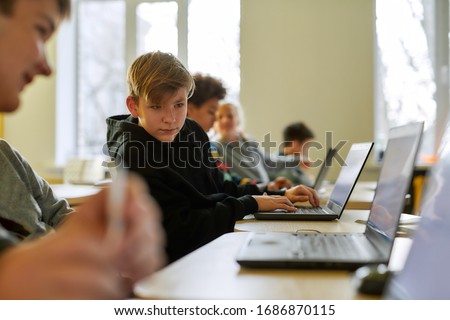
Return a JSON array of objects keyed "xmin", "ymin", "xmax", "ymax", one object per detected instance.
[
  {"xmin": 383, "ymin": 123, "xmax": 450, "ymax": 299},
  {"xmin": 312, "ymin": 147, "xmax": 338, "ymax": 191},
  {"xmin": 254, "ymin": 142, "xmax": 373, "ymax": 221},
  {"xmin": 237, "ymin": 122, "xmax": 424, "ymax": 270}
]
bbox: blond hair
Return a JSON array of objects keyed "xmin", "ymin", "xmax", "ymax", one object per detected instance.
[
  {"xmin": 127, "ymin": 51, "xmax": 195, "ymax": 104},
  {"xmin": 218, "ymin": 101, "xmax": 246, "ymax": 131}
]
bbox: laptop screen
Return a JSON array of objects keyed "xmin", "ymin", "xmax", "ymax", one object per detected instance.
[
  {"xmin": 366, "ymin": 122, "xmax": 423, "ymax": 240},
  {"xmin": 384, "ymin": 123, "xmax": 450, "ymax": 299},
  {"xmin": 313, "ymin": 147, "xmax": 337, "ymax": 190},
  {"xmin": 327, "ymin": 142, "xmax": 373, "ymax": 208}
]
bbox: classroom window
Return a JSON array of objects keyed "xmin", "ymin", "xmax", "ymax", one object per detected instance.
[
  {"xmin": 56, "ymin": 0, "xmax": 240, "ymax": 163},
  {"xmin": 78, "ymin": 1, "xmax": 126, "ymax": 157},
  {"xmin": 136, "ymin": 2, "xmax": 179, "ymax": 55},
  {"xmin": 374, "ymin": 0, "xmax": 449, "ymax": 163}
]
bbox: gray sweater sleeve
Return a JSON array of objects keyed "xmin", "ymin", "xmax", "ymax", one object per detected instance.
[
  {"xmin": 0, "ymin": 225, "xmax": 18, "ymax": 254},
  {"xmin": 0, "ymin": 140, "xmax": 73, "ymax": 239}
]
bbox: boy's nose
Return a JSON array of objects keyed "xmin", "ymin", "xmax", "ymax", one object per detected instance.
[
  {"xmin": 163, "ymin": 107, "xmax": 176, "ymax": 123},
  {"xmin": 36, "ymin": 50, "xmax": 52, "ymax": 76}
]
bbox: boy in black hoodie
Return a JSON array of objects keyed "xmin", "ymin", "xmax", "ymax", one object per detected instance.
[{"xmin": 106, "ymin": 51, "xmax": 319, "ymax": 262}]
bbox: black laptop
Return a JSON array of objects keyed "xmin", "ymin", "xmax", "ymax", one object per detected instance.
[
  {"xmin": 237, "ymin": 122, "xmax": 424, "ymax": 270},
  {"xmin": 312, "ymin": 147, "xmax": 338, "ymax": 191},
  {"xmin": 254, "ymin": 142, "xmax": 373, "ymax": 221}
]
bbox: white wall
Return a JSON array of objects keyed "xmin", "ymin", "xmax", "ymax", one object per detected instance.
[
  {"xmin": 240, "ymin": 0, "xmax": 376, "ymax": 180},
  {"xmin": 4, "ymin": 0, "xmax": 377, "ymax": 181}
]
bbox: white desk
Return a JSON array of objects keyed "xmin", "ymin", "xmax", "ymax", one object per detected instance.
[
  {"xmin": 50, "ymin": 184, "xmax": 101, "ymax": 206},
  {"xmin": 235, "ymin": 210, "xmax": 368, "ymax": 233},
  {"xmin": 134, "ymin": 232, "xmax": 411, "ymax": 300},
  {"xmin": 134, "ymin": 210, "xmax": 413, "ymax": 300},
  {"xmin": 236, "ymin": 210, "xmax": 419, "ymax": 237}
]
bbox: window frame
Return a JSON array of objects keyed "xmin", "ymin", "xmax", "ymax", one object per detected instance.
[
  {"xmin": 374, "ymin": 0, "xmax": 450, "ymax": 163},
  {"xmin": 125, "ymin": 0, "xmax": 189, "ymax": 67},
  {"xmin": 55, "ymin": 0, "xmax": 190, "ymax": 165}
]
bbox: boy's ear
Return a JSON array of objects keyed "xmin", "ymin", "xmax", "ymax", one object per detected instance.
[{"xmin": 126, "ymin": 96, "xmax": 139, "ymax": 118}]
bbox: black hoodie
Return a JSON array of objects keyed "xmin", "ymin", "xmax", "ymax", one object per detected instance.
[{"xmin": 106, "ymin": 115, "xmax": 268, "ymax": 262}]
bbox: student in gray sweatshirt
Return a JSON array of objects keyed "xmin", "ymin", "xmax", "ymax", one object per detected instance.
[{"xmin": 0, "ymin": 0, "xmax": 165, "ymax": 299}]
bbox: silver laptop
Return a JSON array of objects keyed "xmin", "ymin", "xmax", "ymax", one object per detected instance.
[
  {"xmin": 312, "ymin": 147, "xmax": 338, "ymax": 190},
  {"xmin": 384, "ymin": 123, "xmax": 450, "ymax": 299},
  {"xmin": 237, "ymin": 122, "xmax": 424, "ymax": 270},
  {"xmin": 254, "ymin": 142, "xmax": 373, "ymax": 221}
]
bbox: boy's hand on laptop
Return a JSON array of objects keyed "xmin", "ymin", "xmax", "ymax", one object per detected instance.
[
  {"xmin": 284, "ymin": 185, "xmax": 320, "ymax": 207},
  {"xmin": 267, "ymin": 177, "xmax": 293, "ymax": 191},
  {"xmin": 253, "ymin": 195, "xmax": 297, "ymax": 212}
]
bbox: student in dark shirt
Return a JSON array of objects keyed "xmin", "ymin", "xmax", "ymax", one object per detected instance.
[
  {"xmin": 276, "ymin": 122, "xmax": 316, "ymax": 186},
  {"xmin": 106, "ymin": 51, "xmax": 319, "ymax": 262}
]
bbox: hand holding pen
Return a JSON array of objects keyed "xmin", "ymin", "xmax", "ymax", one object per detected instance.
[{"xmin": 104, "ymin": 169, "xmax": 167, "ymax": 282}]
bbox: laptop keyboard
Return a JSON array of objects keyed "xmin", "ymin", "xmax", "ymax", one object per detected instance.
[
  {"xmin": 290, "ymin": 233, "xmax": 378, "ymax": 260},
  {"xmin": 296, "ymin": 206, "xmax": 328, "ymax": 214}
]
